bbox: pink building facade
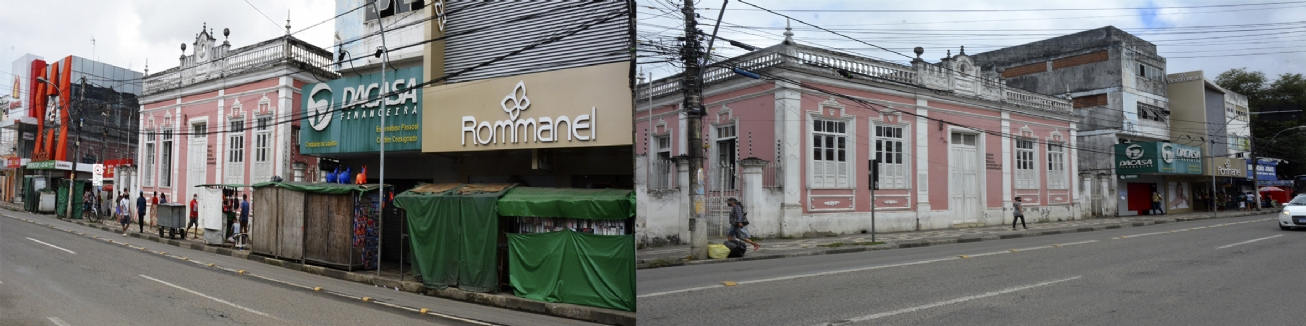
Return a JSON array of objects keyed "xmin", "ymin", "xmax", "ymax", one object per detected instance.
[
  {"xmin": 135, "ymin": 26, "xmax": 334, "ymax": 207},
  {"xmin": 636, "ymin": 41, "xmax": 1084, "ymax": 247}
]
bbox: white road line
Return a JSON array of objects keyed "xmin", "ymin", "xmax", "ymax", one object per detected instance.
[
  {"xmin": 1217, "ymin": 235, "xmax": 1283, "ymax": 249},
  {"xmin": 48, "ymin": 317, "xmax": 71, "ymax": 326},
  {"xmin": 639, "ymin": 258, "xmax": 959, "ymax": 298},
  {"xmin": 1059, "ymin": 240, "xmax": 1099, "ymax": 246},
  {"xmin": 139, "ymin": 275, "xmax": 270, "ymax": 317},
  {"xmin": 26, "ymin": 238, "xmax": 76, "ymax": 254},
  {"xmin": 738, "ymin": 258, "xmax": 958, "ymax": 286},
  {"xmin": 637, "ymin": 284, "xmax": 725, "ymax": 298},
  {"xmin": 816, "ymin": 276, "xmax": 1082, "ymax": 326}
]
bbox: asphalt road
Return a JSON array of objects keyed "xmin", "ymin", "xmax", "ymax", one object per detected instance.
[
  {"xmin": 0, "ymin": 211, "xmax": 598, "ymax": 326},
  {"xmin": 637, "ymin": 212, "xmax": 1306, "ymax": 326}
]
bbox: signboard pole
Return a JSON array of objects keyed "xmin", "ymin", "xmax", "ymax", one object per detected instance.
[{"xmin": 374, "ymin": 0, "xmax": 390, "ymax": 277}]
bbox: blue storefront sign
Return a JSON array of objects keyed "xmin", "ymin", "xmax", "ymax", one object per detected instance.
[{"xmin": 1247, "ymin": 160, "xmax": 1278, "ymax": 181}]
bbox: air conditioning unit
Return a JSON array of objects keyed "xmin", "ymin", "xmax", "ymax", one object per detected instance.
[{"xmin": 1235, "ymin": 153, "xmax": 1245, "ymax": 158}]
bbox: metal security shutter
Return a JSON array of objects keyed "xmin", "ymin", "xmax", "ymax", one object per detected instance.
[{"xmin": 444, "ymin": 1, "xmax": 630, "ymax": 84}]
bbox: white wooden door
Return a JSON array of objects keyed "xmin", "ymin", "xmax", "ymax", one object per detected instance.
[
  {"xmin": 188, "ymin": 123, "xmax": 208, "ymax": 196},
  {"xmin": 949, "ymin": 133, "xmax": 980, "ymax": 224}
]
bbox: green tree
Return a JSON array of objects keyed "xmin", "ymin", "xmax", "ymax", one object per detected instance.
[{"xmin": 1217, "ymin": 69, "xmax": 1306, "ymax": 179}]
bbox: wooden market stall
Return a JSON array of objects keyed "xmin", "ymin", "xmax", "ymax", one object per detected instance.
[{"xmin": 250, "ymin": 181, "xmax": 388, "ymax": 270}]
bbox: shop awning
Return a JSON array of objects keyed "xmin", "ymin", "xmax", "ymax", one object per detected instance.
[
  {"xmin": 248, "ymin": 182, "xmax": 386, "ymax": 195},
  {"xmin": 497, "ymin": 188, "xmax": 634, "ymax": 220},
  {"xmin": 194, "ymin": 183, "xmax": 254, "ymax": 188}
]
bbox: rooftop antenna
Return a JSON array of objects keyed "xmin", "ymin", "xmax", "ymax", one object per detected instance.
[{"xmin": 91, "ymin": 36, "xmax": 96, "ymax": 61}]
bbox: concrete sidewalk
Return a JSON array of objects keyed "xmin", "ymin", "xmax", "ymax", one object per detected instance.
[
  {"xmin": 1, "ymin": 202, "xmax": 635, "ymax": 325},
  {"xmin": 638, "ymin": 209, "xmax": 1277, "ymax": 269}
]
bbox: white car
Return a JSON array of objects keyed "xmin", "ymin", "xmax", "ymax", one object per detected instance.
[{"xmin": 1279, "ymin": 195, "xmax": 1306, "ymax": 230}]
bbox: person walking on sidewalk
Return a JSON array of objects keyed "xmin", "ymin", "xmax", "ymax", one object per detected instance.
[
  {"xmin": 231, "ymin": 194, "xmax": 250, "ymax": 243},
  {"xmin": 188, "ymin": 194, "xmax": 200, "ymax": 239},
  {"xmin": 150, "ymin": 191, "xmax": 160, "ymax": 227},
  {"xmin": 118, "ymin": 194, "xmax": 131, "ymax": 236},
  {"xmin": 1012, "ymin": 197, "xmax": 1027, "ymax": 231},
  {"xmin": 136, "ymin": 191, "xmax": 147, "ymax": 233},
  {"xmin": 726, "ymin": 198, "xmax": 760, "ymax": 251},
  {"xmin": 1151, "ymin": 190, "xmax": 1165, "ymax": 215}
]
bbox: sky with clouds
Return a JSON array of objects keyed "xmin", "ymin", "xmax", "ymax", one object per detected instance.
[
  {"xmin": 0, "ymin": 0, "xmax": 335, "ymax": 90},
  {"xmin": 2, "ymin": 1, "xmax": 1302, "ymax": 95},
  {"xmin": 636, "ymin": 0, "xmax": 1306, "ymax": 83}
]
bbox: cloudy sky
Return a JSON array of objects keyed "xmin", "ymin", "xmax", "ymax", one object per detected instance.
[
  {"xmin": 0, "ymin": 0, "xmax": 335, "ymax": 89},
  {"xmin": 637, "ymin": 0, "xmax": 1306, "ymax": 82}
]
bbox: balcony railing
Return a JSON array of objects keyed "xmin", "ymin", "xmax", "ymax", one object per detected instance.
[
  {"xmin": 637, "ymin": 44, "xmax": 1071, "ymax": 113},
  {"xmin": 144, "ymin": 37, "xmax": 335, "ymax": 95}
]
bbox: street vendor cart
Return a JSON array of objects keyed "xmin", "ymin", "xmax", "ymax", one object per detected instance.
[{"xmin": 156, "ymin": 203, "xmax": 188, "ymax": 239}]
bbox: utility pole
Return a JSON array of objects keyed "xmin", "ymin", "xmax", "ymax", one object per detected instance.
[
  {"xmin": 65, "ymin": 77, "xmax": 86, "ymax": 219},
  {"xmin": 681, "ymin": 0, "xmax": 708, "ymax": 259}
]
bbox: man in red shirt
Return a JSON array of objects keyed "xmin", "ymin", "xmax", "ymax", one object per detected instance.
[{"xmin": 188, "ymin": 194, "xmax": 200, "ymax": 239}]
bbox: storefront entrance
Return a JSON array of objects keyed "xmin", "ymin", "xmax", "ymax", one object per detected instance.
[{"xmin": 1127, "ymin": 183, "xmax": 1155, "ymax": 215}]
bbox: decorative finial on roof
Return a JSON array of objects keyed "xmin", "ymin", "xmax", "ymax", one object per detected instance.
[
  {"xmin": 783, "ymin": 19, "xmax": 794, "ymax": 45},
  {"xmin": 286, "ymin": 10, "xmax": 292, "ymax": 35},
  {"xmin": 912, "ymin": 46, "xmax": 925, "ymax": 64},
  {"xmin": 959, "ymin": 45, "xmax": 965, "ymax": 55}
]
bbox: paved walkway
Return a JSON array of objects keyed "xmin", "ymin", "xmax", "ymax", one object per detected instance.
[{"xmin": 637, "ymin": 209, "xmax": 1278, "ymax": 269}]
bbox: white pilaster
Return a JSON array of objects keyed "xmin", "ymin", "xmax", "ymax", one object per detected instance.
[
  {"xmin": 277, "ymin": 76, "xmax": 292, "ymax": 180},
  {"xmin": 1069, "ymin": 122, "xmax": 1080, "ymax": 219},
  {"xmin": 216, "ymin": 89, "xmax": 225, "ymax": 186},
  {"xmin": 1001, "ymin": 111, "xmax": 1012, "ymax": 211},
  {"xmin": 777, "ymin": 80, "xmax": 803, "ymax": 236}
]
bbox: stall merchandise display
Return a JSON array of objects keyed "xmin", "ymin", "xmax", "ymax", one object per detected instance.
[
  {"xmin": 355, "ymin": 192, "xmax": 381, "ymax": 270},
  {"xmin": 516, "ymin": 217, "xmax": 627, "ymax": 235}
]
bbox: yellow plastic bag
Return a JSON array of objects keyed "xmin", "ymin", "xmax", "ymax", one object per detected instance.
[{"xmin": 707, "ymin": 244, "xmax": 730, "ymax": 259}]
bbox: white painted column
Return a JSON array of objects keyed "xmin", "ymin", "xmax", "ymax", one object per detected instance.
[
  {"xmin": 777, "ymin": 80, "xmax": 803, "ymax": 237},
  {"xmin": 1000, "ymin": 111, "xmax": 1012, "ymax": 222},
  {"xmin": 676, "ymin": 157, "xmax": 691, "ymax": 242},
  {"xmin": 173, "ymin": 105, "xmax": 181, "ymax": 200},
  {"xmin": 1069, "ymin": 123, "xmax": 1080, "ymax": 219},
  {"xmin": 216, "ymin": 90, "xmax": 225, "ymax": 186},
  {"xmin": 277, "ymin": 77, "xmax": 293, "ymax": 180},
  {"xmin": 914, "ymin": 99, "xmax": 930, "ymax": 230}
]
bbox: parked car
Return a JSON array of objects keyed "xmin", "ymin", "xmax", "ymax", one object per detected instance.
[{"xmin": 1278, "ymin": 195, "xmax": 1306, "ymax": 230}]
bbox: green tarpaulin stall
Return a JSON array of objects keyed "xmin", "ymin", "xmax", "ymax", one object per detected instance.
[
  {"xmin": 498, "ymin": 187, "xmax": 635, "ymax": 312},
  {"xmin": 392, "ymin": 184, "xmax": 512, "ymax": 293}
]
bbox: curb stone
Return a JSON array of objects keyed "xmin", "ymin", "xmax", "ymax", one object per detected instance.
[
  {"xmin": 2, "ymin": 210, "xmax": 635, "ymax": 325},
  {"xmin": 637, "ymin": 211, "xmax": 1270, "ymax": 270}
]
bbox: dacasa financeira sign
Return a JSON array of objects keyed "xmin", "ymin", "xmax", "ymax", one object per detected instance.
[
  {"xmin": 1114, "ymin": 142, "xmax": 1202, "ymax": 175},
  {"xmin": 300, "ymin": 66, "xmax": 423, "ymax": 155}
]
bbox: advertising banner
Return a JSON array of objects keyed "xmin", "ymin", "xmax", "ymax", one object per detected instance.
[
  {"xmin": 422, "ymin": 62, "xmax": 633, "ymax": 153},
  {"xmin": 1248, "ymin": 160, "xmax": 1278, "ymax": 181},
  {"xmin": 300, "ymin": 66, "xmax": 423, "ymax": 155},
  {"xmin": 1114, "ymin": 142, "xmax": 1203, "ymax": 175}
]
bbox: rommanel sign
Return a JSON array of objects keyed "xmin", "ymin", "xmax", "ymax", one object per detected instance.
[
  {"xmin": 424, "ymin": 62, "xmax": 632, "ymax": 153},
  {"xmin": 460, "ymin": 81, "xmax": 596, "ymax": 145}
]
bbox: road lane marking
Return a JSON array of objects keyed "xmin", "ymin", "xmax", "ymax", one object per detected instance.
[
  {"xmin": 26, "ymin": 238, "xmax": 76, "ymax": 254},
  {"xmin": 139, "ymin": 275, "xmax": 270, "ymax": 317},
  {"xmin": 48, "ymin": 317, "xmax": 71, "ymax": 326},
  {"xmin": 1217, "ymin": 235, "xmax": 1283, "ymax": 249},
  {"xmin": 639, "ymin": 258, "xmax": 959, "ymax": 298},
  {"xmin": 816, "ymin": 276, "xmax": 1083, "ymax": 326}
]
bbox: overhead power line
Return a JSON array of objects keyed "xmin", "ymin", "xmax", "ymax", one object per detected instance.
[{"xmin": 704, "ymin": 1, "xmax": 1306, "ymax": 13}]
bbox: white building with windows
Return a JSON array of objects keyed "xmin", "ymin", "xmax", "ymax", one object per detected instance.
[{"xmin": 635, "ymin": 30, "xmax": 1081, "ymax": 247}]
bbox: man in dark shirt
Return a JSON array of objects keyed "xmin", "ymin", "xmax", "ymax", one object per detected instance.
[
  {"xmin": 239, "ymin": 194, "xmax": 250, "ymax": 234},
  {"xmin": 136, "ymin": 192, "xmax": 147, "ymax": 233}
]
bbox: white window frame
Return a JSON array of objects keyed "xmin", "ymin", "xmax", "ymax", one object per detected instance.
[
  {"xmin": 254, "ymin": 115, "xmax": 271, "ymax": 164},
  {"xmin": 144, "ymin": 130, "xmax": 156, "ymax": 186},
  {"xmin": 871, "ymin": 123, "xmax": 910, "ymax": 189},
  {"xmin": 1015, "ymin": 138, "xmax": 1039, "ymax": 189},
  {"xmin": 228, "ymin": 120, "xmax": 245, "ymax": 164},
  {"xmin": 160, "ymin": 128, "xmax": 173, "ymax": 188},
  {"xmin": 1047, "ymin": 142, "xmax": 1067, "ymax": 189},
  {"xmin": 713, "ymin": 123, "xmax": 738, "ymax": 190},
  {"xmin": 808, "ymin": 116, "xmax": 855, "ymax": 189}
]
